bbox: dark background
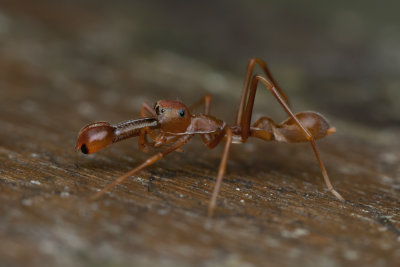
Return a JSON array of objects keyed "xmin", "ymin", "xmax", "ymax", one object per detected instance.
[{"xmin": 0, "ymin": 1, "xmax": 399, "ymax": 266}]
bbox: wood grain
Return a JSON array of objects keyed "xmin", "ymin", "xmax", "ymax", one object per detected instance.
[{"xmin": 0, "ymin": 1, "xmax": 399, "ymax": 266}]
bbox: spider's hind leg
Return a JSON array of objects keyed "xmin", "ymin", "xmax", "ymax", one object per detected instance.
[{"xmin": 239, "ymin": 72, "xmax": 344, "ymax": 201}]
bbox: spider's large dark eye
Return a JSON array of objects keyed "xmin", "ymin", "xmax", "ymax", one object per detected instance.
[
  {"xmin": 155, "ymin": 105, "xmax": 160, "ymax": 115},
  {"xmin": 178, "ymin": 109, "xmax": 185, "ymax": 118}
]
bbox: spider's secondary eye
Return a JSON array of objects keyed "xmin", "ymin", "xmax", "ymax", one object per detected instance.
[
  {"xmin": 178, "ymin": 109, "xmax": 185, "ymax": 117},
  {"xmin": 154, "ymin": 103, "xmax": 165, "ymax": 115}
]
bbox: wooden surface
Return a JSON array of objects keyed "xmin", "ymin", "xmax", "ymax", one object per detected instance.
[{"xmin": 1, "ymin": 1, "xmax": 400, "ymax": 266}]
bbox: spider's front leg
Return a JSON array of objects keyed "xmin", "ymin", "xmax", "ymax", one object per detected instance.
[
  {"xmin": 138, "ymin": 102, "xmax": 157, "ymax": 152},
  {"xmin": 236, "ymin": 57, "xmax": 290, "ymax": 126},
  {"xmin": 190, "ymin": 94, "xmax": 212, "ymax": 115}
]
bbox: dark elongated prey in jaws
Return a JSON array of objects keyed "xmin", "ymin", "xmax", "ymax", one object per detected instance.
[{"xmin": 76, "ymin": 118, "xmax": 158, "ymax": 154}]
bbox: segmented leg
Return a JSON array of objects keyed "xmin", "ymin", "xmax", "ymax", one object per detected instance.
[
  {"xmin": 240, "ymin": 74, "xmax": 344, "ymax": 201},
  {"xmin": 139, "ymin": 102, "xmax": 157, "ymax": 151},
  {"xmin": 90, "ymin": 135, "xmax": 192, "ymax": 201},
  {"xmin": 236, "ymin": 58, "xmax": 290, "ymax": 126},
  {"xmin": 190, "ymin": 94, "xmax": 212, "ymax": 115},
  {"xmin": 208, "ymin": 127, "xmax": 233, "ymax": 217}
]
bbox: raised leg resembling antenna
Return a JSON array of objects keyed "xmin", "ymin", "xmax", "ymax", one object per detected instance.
[
  {"xmin": 190, "ymin": 94, "xmax": 212, "ymax": 115},
  {"xmin": 236, "ymin": 58, "xmax": 290, "ymax": 126},
  {"xmin": 138, "ymin": 102, "xmax": 157, "ymax": 152}
]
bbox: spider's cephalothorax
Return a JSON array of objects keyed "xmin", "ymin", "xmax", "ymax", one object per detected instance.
[{"xmin": 154, "ymin": 100, "xmax": 191, "ymax": 133}]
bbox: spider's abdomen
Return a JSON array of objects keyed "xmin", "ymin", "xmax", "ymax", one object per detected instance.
[{"xmin": 251, "ymin": 111, "xmax": 335, "ymax": 143}]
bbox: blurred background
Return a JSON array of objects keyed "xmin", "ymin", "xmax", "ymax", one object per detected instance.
[
  {"xmin": 1, "ymin": 0, "xmax": 400, "ymax": 129},
  {"xmin": 1, "ymin": 0, "xmax": 399, "ymax": 266}
]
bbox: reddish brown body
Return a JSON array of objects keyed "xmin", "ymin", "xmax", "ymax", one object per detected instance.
[{"xmin": 76, "ymin": 58, "xmax": 344, "ymax": 216}]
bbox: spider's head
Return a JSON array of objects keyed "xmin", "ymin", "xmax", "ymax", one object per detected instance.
[{"xmin": 154, "ymin": 100, "xmax": 191, "ymax": 133}]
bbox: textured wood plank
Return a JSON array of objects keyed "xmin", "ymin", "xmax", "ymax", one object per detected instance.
[{"xmin": 0, "ymin": 1, "xmax": 399, "ymax": 267}]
